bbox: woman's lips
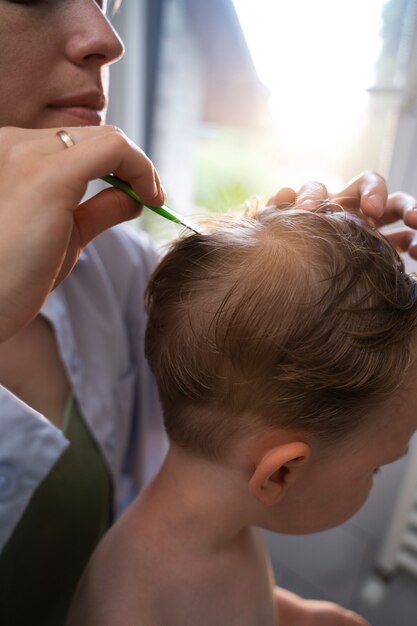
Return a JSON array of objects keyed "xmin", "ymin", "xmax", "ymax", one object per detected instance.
[{"xmin": 47, "ymin": 106, "xmax": 103, "ymax": 126}]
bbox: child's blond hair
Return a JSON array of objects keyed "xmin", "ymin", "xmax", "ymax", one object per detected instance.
[{"xmin": 145, "ymin": 204, "xmax": 417, "ymax": 459}]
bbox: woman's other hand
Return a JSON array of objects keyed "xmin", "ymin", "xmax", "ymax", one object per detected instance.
[{"xmin": 268, "ymin": 171, "xmax": 417, "ymax": 260}]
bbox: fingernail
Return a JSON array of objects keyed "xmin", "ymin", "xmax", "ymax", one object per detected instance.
[
  {"xmin": 160, "ymin": 184, "xmax": 167, "ymax": 203},
  {"xmin": 367, "ymin": 194, "xmax": 384, "ymax": 217},
  {"xmin": 153, "ymin": 182, "xmax": 166, "ymax": 206},
  {"xmin": 153, "ymin": 178, "xmax": 160, "ymax": 199},
  {"xmin": 151, "ymin": 172, "xmax": 166, "ymax": 204}
]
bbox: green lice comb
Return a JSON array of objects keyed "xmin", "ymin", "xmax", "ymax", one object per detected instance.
[{"xmin": 101, "ymin": 174, "xmax": 201, "ymax": 234}]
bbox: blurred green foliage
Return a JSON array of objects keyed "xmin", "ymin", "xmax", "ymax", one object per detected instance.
[{"xmin": 195, "ymin": 127, "xmax": 282, "ymax": 215}]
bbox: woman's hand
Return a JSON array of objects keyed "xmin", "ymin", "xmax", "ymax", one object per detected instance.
[
  {"xmin": 0, "ymin": 125, "xmax": 166, "ymax": 342},
  {"xmin": 268, "ymin": 171, "xmax": 417, "ymax": 259},
  {"xmin": 275, "ymin": 587, "xmax": 370, "ymax": 626}
]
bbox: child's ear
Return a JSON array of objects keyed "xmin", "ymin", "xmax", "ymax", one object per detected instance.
[{"xmin": 248, "ymin": 442, "xmax": 310, "ymax": 506}]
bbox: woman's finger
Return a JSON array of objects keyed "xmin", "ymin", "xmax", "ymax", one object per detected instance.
[
  {"xmin": 384, "ymin": 228, "xmax": 417, "ymax": 259},
  {"xmin": 2, "ymin": 125, "xmax": 166, "ymax": 208},
  {"xmin": 381, "ymin": 191, "xmax": 417, "ymax": 228},
  {"xmin": 329, "ymin": 170, "xmax": 387, "ymax": 217},
  {"xmin": 46, "ymin": 126, "xmax": 166, "ymax": 207},
  {"xmin": 53, "ymin": 188, "xmax": 143, "ymax": 285},
  {"xmin": 266, "ymin": 187, "xmax": 296, "ymax": 208},
  {"xmin": 74, "ymin": 187, "xmax": 143, "ymax": 248},
  {"xmin": 296, "ymin": 181, "xmax": 329, "ymax": 209}
]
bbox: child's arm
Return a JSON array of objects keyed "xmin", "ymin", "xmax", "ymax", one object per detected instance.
[{"xmin": 274, "ymin": 586, "xmax": 370, "ymax": 626}]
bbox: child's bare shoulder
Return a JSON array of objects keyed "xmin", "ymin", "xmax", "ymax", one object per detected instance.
[
  {"xmin": 67, "ymin": 503, "xmax": 276, "ymax": 626},
  {"xmin": 66, "ymin": 503, "xmax": 164, "ymax": 625}
]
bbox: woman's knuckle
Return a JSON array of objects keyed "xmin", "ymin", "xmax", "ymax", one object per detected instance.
[
  {"xmin": 107, "ymin": 129, "xmax": 128, "ymax": 150},
  {"xmin": 368, "ymin": 169, "xmax": 386, "ymax": 184}
]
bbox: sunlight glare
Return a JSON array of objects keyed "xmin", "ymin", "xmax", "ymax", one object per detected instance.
[{"xmin": 232, "ymin": 0, "xmax": 386, "ymax": 177}]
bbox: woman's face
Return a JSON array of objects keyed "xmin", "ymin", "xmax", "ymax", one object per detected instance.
[{"xmin": 0, "ymin": 0, "xmax": 124, "ymax": 129}]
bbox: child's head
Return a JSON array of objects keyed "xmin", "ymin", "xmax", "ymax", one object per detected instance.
[{"xmin": 146, "ymin": 203, "xmax": 417, "ymax": 458}]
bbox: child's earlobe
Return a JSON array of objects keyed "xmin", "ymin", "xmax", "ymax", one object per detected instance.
[{"xmin": 248, "ymin": 442, "xmax": 310, "ymax": 506}]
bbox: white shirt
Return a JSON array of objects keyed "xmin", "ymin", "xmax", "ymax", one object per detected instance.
[{"xmin": 0, "ymin": 225, "xmax": 167, "ymax": 552}]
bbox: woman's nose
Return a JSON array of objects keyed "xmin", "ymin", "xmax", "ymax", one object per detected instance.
[{"xmin": 64, "ymin": 1, "xmax": 125, "ymax": 68}]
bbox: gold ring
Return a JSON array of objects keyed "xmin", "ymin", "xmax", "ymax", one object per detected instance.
[{"xmin": 56, "ymin": 129, "xmax": 75, "ymax": 149}]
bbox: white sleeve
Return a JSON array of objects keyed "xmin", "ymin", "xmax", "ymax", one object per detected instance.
[{"xmin": 0, "ymin": 387, "xmax": 69, "ymax": 552}]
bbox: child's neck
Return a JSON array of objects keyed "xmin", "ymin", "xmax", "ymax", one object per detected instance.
[{"xmin": 140, "ymin": 443, "xmax": 254, "ymax": 554}]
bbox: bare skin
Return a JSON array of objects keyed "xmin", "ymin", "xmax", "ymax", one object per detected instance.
[
  {"xmin": 0, "ymin": 1, "xmax": 165, "ymax": 424},
  {"xmin": 66, "ymin": 434, "xmax": 384, "ymax": 625},
  {"xmin": 0, "ymin": 317, "xmax": 70, "ymax": 427},
  {"xmin": 66, "ymin": 446, "xmax": 279, "ymax": 626},
  {"xmin": 67, "ymin": 364, "xmax": 417, "ymax": 625},
  {"xmin": 2, "ymin": 1, "xmax": 417, "ymax": 622},
  {"xmin": 0, "ymin": 124, "xmax": 165, "ymax": 425},
  {"xmin": 269, "ymin": 171, "xmax": 417, "ymax": 258},
  {"xmin": 0, "ymin": 6, "xmax": 415, "ymax": 428}
]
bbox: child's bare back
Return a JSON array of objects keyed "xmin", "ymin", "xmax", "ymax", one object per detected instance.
[{"xmin": 67, "ymin": 466, "xmax": 277, "ymax": 626}]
